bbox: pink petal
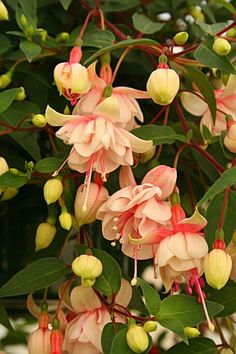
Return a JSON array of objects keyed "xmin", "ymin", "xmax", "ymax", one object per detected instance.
[
  {"xmin": 168, "ymin": 232, "xmax": 189, "ymax": 260},
  {"xmin": 45, "ymin": 105, "xmax": 75, "ymax": 126},
  {"xmin": 185, "ymin": 232, "xmax": 208, "ymax": 258},
  {"xmin": 70, "ymin": 286, "xmax": 101, "ymax": 313},
  {"xmin": 115, "ymin": 279, "xmax": 132, "ymax": 307},
  {"xmin": 119, "ymin": 166, "xmax": 137, "ymax": 188},
  {"xmin": 114, "ymin": 86, "xmax": 149, "ymax": 99},
  {"xmin": 180, "ymin": 91, "xmax": 208, "ymax": 116}
]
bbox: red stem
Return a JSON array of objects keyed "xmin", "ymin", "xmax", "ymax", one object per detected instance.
[
  {"xmin": 217, "ymin": 187, "xmax": 230, "ymax": 230},
  {"xmin": 173, "ymin": 99, "xmax": 189, "ymax": 134},
  {"xmin": 191, "ymin": 142, "xmax": 225, "ymax": 173},
  {"xmin": 150, "ymin": 106, "xmax": 166, "ymax": 124}
]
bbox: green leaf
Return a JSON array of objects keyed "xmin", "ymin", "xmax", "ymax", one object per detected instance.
[
  {"xmin": 74, "ymin": 246, "xmax": 121, "ymax": 296},
  {"xmin": 208, "ymin": 282, "xmax": 236, "ymax": 317},
  {"xmin": 110, "ymin": 327, "xmax": 152, "ymax": 354},
  {"xmin": 216, "ymin": 0, "xmax": 236, "ymax": 14},
  {"xmin": 196, "ymin": 21, "xmax": 227, "ymax": 35},
  {"xmin": 102, "ymin": 322, "xmax": 126, "ymax": 354},
  {"xmin": 197, "ymin": 166, "xmax": 236, "ymax": 207},
  {"xmin": 158, "ymin": 294, "xmax": 223, "ymax": 327},
  {"xmin": 132, "ymin": 13, "xmax": 164, "ymax": 34},
  {"xmin": 0, "ymin": 258, "xmax": 70, "ymax": 298},
  {"xmin": 0, "ymin": 171, "xmax": 28, "ymax": 188},
  {"xmin": 19, "ymin": 41, "xmax": 41, "ymax": 62},
  {"xmin": 0, "ymin": 34, "xmax": 11, "ymax": 54},
  {"xmin": 205, "ymin": 191, "xmax": 236, "ymax": 247},
  {"xmin": 132, "ymin": 125, "xmax": 187, "ymax": 145},
  {"xmin": 83, "ymin": 29, "xmax": 115, "ymax": 48},
  {"xmin": 59, "ymin": 0, "xmax": 72, "ymax": 10},
  {"xmin": 194, "ymin": 45, "xmax": 236, "ymax": 75},
  {"xmin": 101, "ymin": 0, "xmax": 139, "ymax": 12},
  {"xmin": 18, "ymin": 0, "xmax": 37, "ymax": 19},
  {"xmin": 137, "ymin": 278, "xmax": 161, "ymax": 315},
  {"xmin": 0, "ymin": 88, "xmax": 21, "ymax": 114},
  {"xmin": 185, "ymin": 66, "xmax": 216, "ymax": 122},
  {"xmin": 84, "ymin": 38, "xmax": 159, "ymax": 65},
  {"xmin": 165, "ymin": 338, "xmax": 217, "ymax": 354},
  {"xmin": 158, "ymin": 317, "xmax": 187, "ymax": 343},
  {"xmin": 35, "ymin": 157, "xmax": 64, "ymax": 173},
  {"xmin": 0, "ymin": 304, "xmax": 14, "ymax": 332}
]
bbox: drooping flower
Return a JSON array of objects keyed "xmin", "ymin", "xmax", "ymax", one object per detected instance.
[
  {"xmin": 61, "ymin": 279, "xmax": 132, "ymax": 354},
  {"xmin": 73, "ymin": 61, "xmax": 149, "ymax": 130},
  {"xmin": 28, "ymin": 310, "xmax": 51, "ymax": 354},
  {"xmin": 97, "ymin": 165, "xmax": 177, "ymax": 284},
  {"xmin": 54, "ymin": 46, "xmax": 91, "ymax": 104},
  {"xmin": 180, "ymin": 75, "xmax": 236, "ymax": 136}
]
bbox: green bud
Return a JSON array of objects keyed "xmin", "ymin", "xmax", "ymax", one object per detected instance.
[
  {"xmin": 20, "ymin": 14, "xmax": 27, "ymax": 27},
  {"xmin": 100, "ymin": 52, "xmax": 111, "ymax": 65},
  {"xmin": 14, "ymin": 87, "xmax": 26, "ymax": 101},
  {"xmin": 71, "ymin": 254, "xmax": 103, "ymax": 287},
  {"xmin": 43, "ymin": 177, "xmax": 63, "ymax": 205},
  {"xmin": 56, "ymin": 32, "xmax": 70, "ymax": 43},
  {"xmin": 32, "ymin": 114, "xmax": 47, "ymax": 128},
  {"xmin": 102, "ymin": 85, "xmax": 113, "ymax": 98},
  {"xmin": 184, "ymin": 327, "xmax": 201, "ymax": 338},
  {"xmin": 0, "ymin": 73, "xmax": 11, "ymax": 89},
  {"xmin": 36, "ymin": 28, "xmax": 47, "ymax": 43},
  {"xmin": 26, "ymin": 25, "xmax": 34, "ymax": 37},
  {"xmin": 221, "ymin": 72, "xmax": 230, "ymax": 86},
  {"xmin": 226, "ymin": 28, "xmax": 236, "ymax": 37},
  {"xmin": 213, "ymin": 38, "xmax": 231, "ymax": 56},
  {"xmin": 9, "ymin": 168, "xmax": 19, "ymax": 175},
  {"xmin": 174, "ymin": 31, "xmax": 189, "ymax": 45},
  {"xmin": 1, "ymin": 187, "xmax": 18, "ymax": 201},
  {"xmin": 143, "ymin": 321, "xmax": 158, "ymax": 333},
  {"xmin": 126, "ymin": 325, "xmax": 149, "ymax": 353},
  {"xmin": 190, "ymin": 6, "xmax": 205, "ymax": 21},
  {"xmin": 35, "ymin": 222, "xmax": 57, "ymax": 251},
  {"xmin": 59, "ymin": 210, "xmax": 72, "ymax": 230},
  {"xmin": 0, "ymin": 0, "xmax": 9, "ymax": 21}
]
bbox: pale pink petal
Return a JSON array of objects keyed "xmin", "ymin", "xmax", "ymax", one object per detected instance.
[
  {"xmin": 168, "ymin": 232, "xmax": 189, "ymax": 260},
  {"xmin": 115, "ymin": 279, "xmax": 132, "ymax": 307},
  {"xmin": 71, "ymin": 341, "xmax": 100, "ymax": 354},
  {"xmin": 74, "ymin": 88, "xmax": 103, "ymax": 114},
  {"xmin": 220, "ymin": 95, "xmax": 236, "ymax": 114},
  {"xmin": 114, "ymin": 86, "xmax": 149, "ymax": 99},
  {"xmin": 94, "ymin": 97, "xmax": 120, "ymax": 123},
  {"xmin": 121, "ymin": 130, "xmax": 153, "ymax": 153},
  {"xmin": 87, "ymin": 61, "xmax": 106, "ymax": 89},
  {"xmin": 70, "ymin": 286, "xmax": 101, "ymax": 313},
  {"xmin": 82, "ymin": 312, "xmax": 106, "ymax": 351},
  {"xmin": 156, "ymin": 237, "xmax": 173, "ymax": 266},
  {"xmin": 168, "ymin": 257, "xmax": 196, "ymax": 271},
  {"xmin": 119, "ymin": 166, "xmax": 137, "ymax": 188},
  {"xmin": 45, "ymin": 105, "xmax": 75, "ymax": 126},
  {"xmin": 180, "ymin": 91, "xmax": 208, "ymax": 116},
  {"xmin": 142, "ymin": 165, "xmax": 177, "ymax": 199},
  {"xmin": 220, "ymin": 74, "xmax": 236, "ymax": 98},
  {"xmin": 185, "ymin": 233, "xmax": 208, "ymax": 258},
  {"xmin": 141, "ymin": 198, "xmax": 171, "ymax": 222}
]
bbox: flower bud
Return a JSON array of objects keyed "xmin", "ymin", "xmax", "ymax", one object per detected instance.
[
  {"xmin": 1, "ymin": 187, "xmax": 18, "ymax": 201},
  {"xmin": 204, "ymin": 249, "xmax": 232, "ymax": 289},
  {"xmin": 143, "ymin": 321, "xmax": 158, "ymax": 333},
  {"xmin": 190, "ymin": 6, "xmax": 205, "ymax": 21},
  {"xmin": 135, "ymin": 146, "xmax": 156, "ymax": 163},
  {"xmin": 184, "ymin": 327, "xmax": 201, "ymax": 338},
  {"xmin": 224, "ymin": 122, "xmax": 236, "ymax": 153},
  {"xmin": 0, "ymin": 72, "xmax": 11, "ymax": 89},
  {"xmin": 50, "ymin": 318, "xmax": 63, "ymax": 354},
  {"xmin": 43, "ymin": 177, "xmax": 63, "ymax": 205},
  {"xmin": 74, "ymin": 182, "xmax": 108, "ymax": 227},
  {"xmin": 20, "ymin": 14, "xmax": 27, "ymax": 27},
  {"xmin": 59, "ymin": 209, "xmax": 72, "ymax": 230},
  {"xmin": 213, "ymin": 38, "xmax": 231, "ymax": 56},
  {"xmin": 56, "ymin": 32, "xmax": 70, "ymax": 43},
  {"xmin": 0, "ymin": 157, "xmax": 9, "ymax": 175},
  {"xmin": 0, "ymin": 1, "xmax": 9, "ymax": 21},
  {"xmin": 146, "ymin": 68, "xmax": 180, "ymax": 105},
  {"xmin": 71, "ymin": 254, "xmax": 103, "ymax": 287},
  {"xmin": 126, "ymin": 324, "xmax": 149, "ymax": 353},
  {"xmin": 14, "ymin": 87, "xmax": 26, "ymax": 101},
  {"xmin": 35, "ymin": 220, "xmax": 56, "ymax": 251},
  {"xmin": 32, "ymin": 114, "xmax": 47, "ymax": 128},
  {"xmin": 174, "ymin": 32, "xmax": 189, "ymax": 45}
]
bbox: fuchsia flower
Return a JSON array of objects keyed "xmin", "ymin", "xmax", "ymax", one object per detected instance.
[
  {"xmin": 54, "ymin": 47, "xmax": 91, "ymax": 104},
  {"xmin": 180, "ymin": 75, "xmax": 236, "ymax": 136},
  {"xmin": 97, "ymin": 165, "xmax": 177, "ymax": 283},
  {"xmin": 61, "ymin": 279, "xmax": 132, "ymax": 354},
  {"xmin": 28, "ymin": 311, "xmax": 51, "ymax": 354},
  {"xmin": 73, "ymin": 61, "xmax": 149, "ymax": 130}
]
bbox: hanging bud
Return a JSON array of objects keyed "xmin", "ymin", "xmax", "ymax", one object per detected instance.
[
  {"xmin": 50, "ymin": 318, "xmax": 63, "ymax": 354},
  {"xmin": 204, "ymin": 249, "xmax": 232, "ymax": 289},
  {"xmin": 143, "ymin": 321, "xmax": 158, "ymax": 333},
  {"xmin": 174, "ymin": 31, "xmax": 189, "ymax": 45},
  {"xmin": 0, "ymin": 1, "xmax": 9, "ymax": 21},
  {"xmin": 56, "ymin": 32, "xmax": 70, "ymax": 43},
  {"xmin": 0, "ymin": 72, "xmax": 12, "ymax": 89},
  {"xmin": 71, "ymin": 254, "xmax": 103, "ymax": 287},
  {"xmin": 184, "ymin": 327, "xmax": 201, "ymax": 338},
  {"xmin": 54, "ymin": 46, "xmax": 91, "ymax": 103},
  {"xmin": 43, "ymin": 177, "xmax": 63, "ymax": 205},
  {"xmin": 32, "ymin": 114, "xmax": 47, "ymax": 128},
  {"xmin": 20, "ymin": 14, "xmax": 27, "ymax": 27},
  {"xmin": 28, "ymin": 309, "xmax": 51, "ymax": 354},
  {"xmin": 35, "ymin": 218, "xmax": 56, "ymax": 251},
  {"xmin": 213, "ymin": 38, "xmax": 231, "ymax": 56},
  {"xmin": 126, "ymin": 321, "xmax": 149, "ymax": 353},
  {"xmin": 59, "ymin": 208, "xmax": 72, "ymax": 230},
  {"xmin": 14, "ymin": 87, "xmax": 26, "ymax": 101},
  {"xmin": 190, "ymin": 6, "xmax": 205, "ymax": 21},
  {"xmin": 1, "ymin": 187, "xmax": 18, "ymax": 201},
  {"xmin": 224, "ymin": 120, "xmax": 236, "ymax": 153},
  {"xmin": 146, "ymin": 66, "xmax": 180, "ymax": 105},
  {"xmin": 74, "ymin": 182, "xmax": 109, "ymax": 227}
]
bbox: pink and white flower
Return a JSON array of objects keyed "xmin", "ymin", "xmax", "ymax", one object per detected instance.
[
  {"xmin": 180, "ymin": 75, "xmax": 236, "ymax": 136},
  {"xmin": 61, "ymin": 279, "xmax": 132, "ymax": 354}
]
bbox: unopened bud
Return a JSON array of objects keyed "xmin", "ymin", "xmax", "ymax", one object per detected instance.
[
  {"xmin": 126, "ymin": 324, "xmax": 149, "ymax": 353},
  {"xmin": 190, "ymin": 6, "xmax": 205, "ymax": 21},
  {"xmin": 221, "ymin": 72, "xmax": 229, "ymax": 86},
  {"xmin": 56, "ymin": 32, "xmax": 70, "ymax": 42},
  {"xmin": 43, "ymin": 177, "xmax": 63, "ymax": 205},
  {"xmin": 102, "ymin": 85, "xmax": 113, "ymax": 98},
  {"xmin": 135, "ymin": 146, "xmax": 156, "ymax": 163},
  {"xmin": 174, "ymin": 31, "xmax": 189, "ymax": 45},
  {"xmin": 59, "ymin": 209, "xmax": 72, "ymax": 230},
  {"xmin": 35, "ymin": 221, "xmax": 56, "ymax": 251},
  {"xmin": 32, "ymin": 114, "xmax": 47, "ymax": 128},
  {"xmin": 184, "ymin": 327, "xmax": 200, "ymax": 338},
  {"xmin": 0, "ymin": 157, "xmax": 9, "ymax": 175},
  {"xmin": 20, "ymin": 14, "xmax": 27, "ymax": 27},
  {"xmin": 143, "ymin": 321, "xmax": 158, "ymax": 333},
  {"xmin": 213, "ymin": 38, "xmax": 231, "ymax": 56},
  {"xmin": 146, "ymin": 68, "xmax": 180, "ymax": 105},
  {"xmin": 14, "ymin": 87, "xmax": 26, "ymax": 101},
  {"xmin": 63, "ymin": 105, "xmax": 70, "ymax": 115},
  {"xmin": 71, "ymin": 254, "xmax": 103, "ymax": 287},
  {"xmin": 0, "ymin": 72, "xmax": 11, "ymax": 89},
  {"xmin": 1, "ymin": 187, "xmax": 18, "ymax": 201},
  {"xmin": 204, "ymin": 249, "xmax": 232, "ymax": 289},
  {"xmin": 0, "ymin": 1, "xmax": 9, "ymax": 21},
  {"xmin": 50, "ymin": 318, "xmax": 63, "ymax": 354}
]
